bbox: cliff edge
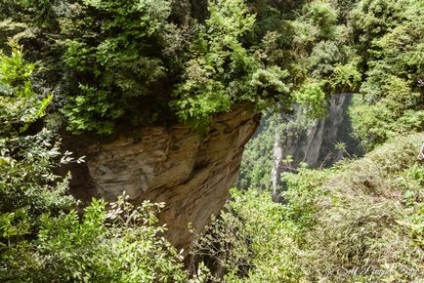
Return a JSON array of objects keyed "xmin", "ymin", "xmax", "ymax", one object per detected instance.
[{"xmin": 66, "ymin": 107, "xmax": 260, "ymax": 251}]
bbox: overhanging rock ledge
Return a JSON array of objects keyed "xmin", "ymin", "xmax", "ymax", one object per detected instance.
[{"xmin": 67, "ymin": 106, "xmax": 260, "ymax": 251}]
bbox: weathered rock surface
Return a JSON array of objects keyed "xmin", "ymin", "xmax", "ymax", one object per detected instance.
[
  {"xmin": 270, "ymin": 93, "xmax": 362, "ymax": 200},
  {"xmin": 277, "ymin": 93, "xmax": 355, "ymax": 167},
  {"xmin": 67, "ymin": 107, "xmax": 259, "ymax": 251}
]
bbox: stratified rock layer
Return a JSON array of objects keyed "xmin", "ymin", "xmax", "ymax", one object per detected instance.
[{"xmin": 68, "ymin": 107, "xmax": 259, "ymax": 251}]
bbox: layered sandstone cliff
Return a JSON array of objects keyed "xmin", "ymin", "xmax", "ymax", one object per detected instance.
[{"xmin": 67, "ymin": 107, "xmax": 259, "ymax": 251}]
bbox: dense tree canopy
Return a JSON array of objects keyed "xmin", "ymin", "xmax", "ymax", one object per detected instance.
[
  {"xmin": 1, "ymin": 0, "xmax": 421, "ymax": 139},
  {"xmin": 2, "ymin": 0, "xmax": 424, "ymax": 281},
  {"xmin": 0, "ymin": 0, "xmax": 365, "ymax": 134}
]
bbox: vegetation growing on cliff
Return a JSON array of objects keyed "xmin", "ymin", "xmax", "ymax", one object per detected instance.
[
  {"xmin": 206, "ymin": 0, "xmax": 424, "ymax": 281},
  {"xmin": 0, "ymin": 42, "xmax": 204, "ymax": 282},
  {"xmin": 0, "ymin": 0, "xmax": 363, "ymax": 134},
  {"xmin": 0, "ymin": 0, "xmax": 288, "ymax": 133},
  {"xmin": 2, "ymin": 0, "xmax": 424, "ymax": 282},
  {"xmin": 348, "ymin": 0, "xmax": 424, "ymax": 149},
  {"xmin": 198, "ymin": 133, "xmax": 424, "ymax": 282}
]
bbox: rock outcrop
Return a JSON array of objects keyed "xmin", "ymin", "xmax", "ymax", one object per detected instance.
[{"xmin": 67, "ymin": 106, "xmax": 260, "ymax": 251}]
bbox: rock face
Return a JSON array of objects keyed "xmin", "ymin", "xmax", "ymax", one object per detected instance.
[
  {"xmin": 282, "ymin": 94, "xmax": 356, "ymax": 165},
  {"xmin": 271, "ymin": 93, "xmax": 362, "ymax": 199},
  {"xmin": 67, "ymin": 107, "xmax": 259, "ymax": 251}
]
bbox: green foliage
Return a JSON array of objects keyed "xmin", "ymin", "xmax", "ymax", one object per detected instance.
[
  {"xmin": 275, "ymin": 0, "xmax": 359, "ymax": 114},
  {"xmin": 350, "ymin": 0, "xmax": 405, "ymax": 43},
  {"xmin": 33, "ymin": 196, "xmax": 191, "ymax": 283},
  {"xmin": 330, "ymin": 61, "xmax": 362, "ymax": 93},
  {"xmin": 293, "ymin": 79, "xmax": 328, "ymax": 118},
  {"xmin": 295, "ymin": 133, "xmax": 424, "ymax": 282},
  {"xmin": 0, "ymin": 42, "xmax": 77, "ymax": 280},
  {"xmin": 2, "ymin": 194, "xmax": 199, "ymax": 282},
  {"xmin": 1, "ymin": 0, "xmax": 362, "ymax": 134},
  {"xmin": 0, "ymin": 42, "xmax": 73, "ymax": 215},
  {"xmin": 348, "ymin": 0, "xmax": 424, "ymax": 149},
  {"xmin": 171, "ymin": 0, "xmax": 290, "ymax": 126},
  {"xmin": 58, "ymin": 0, "xmax": 172, "ymax": 133},
  {"xmin": 62, "ymin": 85, "xmax": 124, "ymax": 134},
  {"xmin": 307, "ymin": 1, "xmax": 338, "ymax": 38},
  {"xmin": 0, "ymin": 43, "xmax": 209, "ymax": 283},
  {"xmin": 351, "ymin": 75, "xmax": 424, "ymax": 149},
  {"xmin": 308, "ymin": 41, "xmax": 342, "ymax": 78},
  {"xmin": 201, "ymin": 133, "xmax": 424, "ymax": 282},
  {"xmin": 192, "ymin": 189, "xmax": 304, "ymax": 282},
  {"xmin": 0, "ymin": 41, "xmax": 52, "ymax": 133},
  {"xmin": 236, "ymin": 111, "xmax": 275, "ymax": 190}
]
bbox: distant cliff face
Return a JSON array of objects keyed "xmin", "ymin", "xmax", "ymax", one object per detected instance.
[
  {"xmin": 283, "ymin": 93, "xmax": 358, "ymax": 166},
  {"xmin": 66, "ymin": 107, "xmax": 260, "ymax": 251},
  {"xmin": 271, "ymin": 93, "xmax": 362, "ymax": 200}
]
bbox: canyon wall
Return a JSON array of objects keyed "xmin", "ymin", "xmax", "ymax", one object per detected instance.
[
  {"xmin": 271, "ymin": 93, "xmax": 362, "ymax": 200},
  {"xmin": 67, "ymin": 107, "xmax": 260, "ymax": 252},
  {"xmin": 277, "ymin": 93, "xmax": 357, "ymax": 167}
]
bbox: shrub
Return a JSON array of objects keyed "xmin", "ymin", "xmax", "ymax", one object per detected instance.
[
  {"xmin": 1, "ymin": 42, "xmax": 209, "ymax": 283},
  {"xmin": 196, "ymin": 133, "xmax": 424, "ymax": 282}
]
